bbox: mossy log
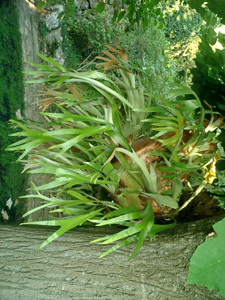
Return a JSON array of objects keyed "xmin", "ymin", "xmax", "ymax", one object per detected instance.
[{"xmin": 0, "ymin": 216, "xmax": 224, "ymax": 300}]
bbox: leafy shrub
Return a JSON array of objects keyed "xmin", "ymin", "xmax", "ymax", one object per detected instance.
[
  {"xmin": 163, "ymin": 0, "xmax": 202, "ymax": 46},
  {"xmin": 7, "ymin": 48, "xmax": 223, "ymax": 257},
  {"xmin": 191, "ymin": 12, "xmax": 225, "ymax": 114},
  {"xmin": 160, "ymin": 0, "xmax": 202, "ymax": 83},
  {"xmin": 0, "ymin": 0, "xmax": 27, "ymax": 222},
  {"xmin": 189, "ymin": 6, "xmax": 225, "ymax": 154},
  {"xmin": 61, "ymin": 11, "xmax": 177, "ymax": 95},
  {"xmin": 62, "ymin": 11, "xmax": 129, "ymax": 61},
  {"xmin": 60, "ymin": 21, "xmax": 83, "ymax": 70}
]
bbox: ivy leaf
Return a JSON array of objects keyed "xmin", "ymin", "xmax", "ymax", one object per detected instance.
[{"xmin": 187, "ymin": 218, "xmax": 225, "ymax": 298}]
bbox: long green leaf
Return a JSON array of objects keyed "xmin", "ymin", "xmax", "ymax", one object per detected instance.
[
  {"xmin": 101, "ymin": 221, "xmax": 148, "ymax": 245},
  {"xmin": 142, "ymin": 192, "xmax": 178, "ymax": 209},
  {"xmin": 129, "ymin": 202, "xmax": 154, "ymax": 259},
  {"xmin": 97, "ymin": 211, "xmax": 142, "ymax": 226},
  {"xmin": 22, "ymin": 209, "xmax": 103, "ymax": 249},
  {"xmin": 37, "ymin": 52, "xmax": 68, "ymax": 72},
  {"xmin": 101, "ymin": 207, "xmax": 138, "ymax": 220},
  {"xmin": 115, "ymin": 148, "xmax": 157, "ymax": 193},
  {"xmin": 99, "ymin": 235, "xmax": 138, "ymax": 258}
]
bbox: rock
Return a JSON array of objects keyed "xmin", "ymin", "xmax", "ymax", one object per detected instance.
[{"xmin": 44, "ymin": 5, "xmax": 64, "ymax": 30}]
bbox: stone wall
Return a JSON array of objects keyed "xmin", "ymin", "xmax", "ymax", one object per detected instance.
[
  {"xmin": 39, "ymin": 4, "xmax": 65, "ymax": 65},
  {"xmin": 74, "ymin": 0, "xmax": 114, "ymax": 11},
  {"xmin": 17, "ymin": 0, "xmax": 50, "ymax": 221},
  {"xmin": 17, "ymin": 0, "xmax": 40, "ymax": 121}
]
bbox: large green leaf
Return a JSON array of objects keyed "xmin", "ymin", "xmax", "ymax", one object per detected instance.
[{"xmin": 187, "ymin": 218, "xmax": 225, "ymax": 298}]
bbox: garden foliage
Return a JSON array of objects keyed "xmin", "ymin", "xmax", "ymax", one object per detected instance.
[
  {"xmin": 161, "ymin": 0, "xmax": 202, "ymax": 83},
  {"xmin": 163, "ymin": 0, "xmax": 202, "ymax": 46},
  {"xmin": 0, "ymin": 0, "xmax": 27, "ymax": 222},
  {"xmin": 61, "ymin": 10, "xmax": 176, "ymax": 95}
]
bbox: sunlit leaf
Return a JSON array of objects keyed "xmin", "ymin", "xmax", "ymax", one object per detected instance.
[{"xmin": 36, "ymin": 0, "xmax": 45, "ymax": 10}]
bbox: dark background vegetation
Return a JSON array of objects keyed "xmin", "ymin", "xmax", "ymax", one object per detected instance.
[{"xmin": 0, "ymin": 0, "xmax": 27, "ymax": 222}]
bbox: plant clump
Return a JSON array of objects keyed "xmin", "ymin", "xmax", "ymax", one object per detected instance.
[{"xmin": 7, "ymin": 46, "xmax": 224, "ymax": 258}]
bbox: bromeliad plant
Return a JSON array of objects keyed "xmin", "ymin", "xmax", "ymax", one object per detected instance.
[{"xmin": 8, "ymin": 46, "xmax": 223, "ymax": 258}]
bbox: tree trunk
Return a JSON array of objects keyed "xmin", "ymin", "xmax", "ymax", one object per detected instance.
[{"xmin": 0, "ymin": 216, "xmax": 224, "ymax": 300}]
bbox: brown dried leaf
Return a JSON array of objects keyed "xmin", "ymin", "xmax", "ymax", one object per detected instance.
[
  {"xmin": 102, "ymin": 50, "xmax": 119, "ymax": 64},
  {"xmin": 95, "ymin": 56, "xmax": 112, "ymax": 63},
  {"xmin": 118, "ymin": 51, "xmax": 128, "ymax": 63},
  {"xmin": 14, "ymin": 199, "xmax": 19, "ymax": 207},
  {"xmin": 105, "ymin": 45, "xmax": 121, "ymax": 54},
  {"xmin": 66, "ymin": 84, "xmax": 82, "ymax": 99},
  {"xmin": 39, "ymin": 97, "xmax": 58, "ymax": 112},
  {"xmin": 105, "ymin": 45, "xmax": 128, "ymax": 63}
]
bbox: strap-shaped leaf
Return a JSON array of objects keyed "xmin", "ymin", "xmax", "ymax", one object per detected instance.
[
  {"xmin": 37, "ymin": 52, "xmax": 68, "ymax": 72},
  {"xmin": 22, "ymin": 209, "xmax": 103, "ymax": 250},
  {"xmin": 115, "ymin": 147, "xmax": 158, "ymax": 193},
  {"xmin": 142, "ymin": 192, "xmax": 178, "ymax": 209}
]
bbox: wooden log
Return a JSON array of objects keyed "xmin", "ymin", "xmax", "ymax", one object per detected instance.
[{"xmin": 0, "ymin": 216, "xmax": 224, "ymax": 300}]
